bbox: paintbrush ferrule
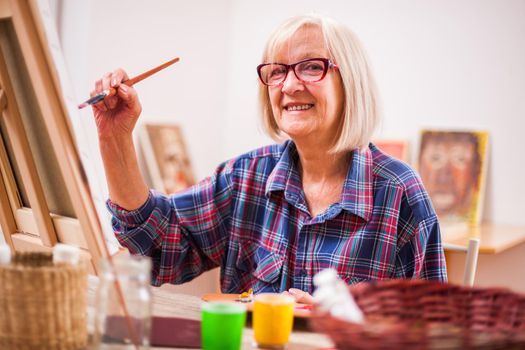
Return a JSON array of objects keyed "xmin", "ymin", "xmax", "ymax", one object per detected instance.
[{"xmin": 78, "ymin": 89, "xmax": 111, "ymax": 109}]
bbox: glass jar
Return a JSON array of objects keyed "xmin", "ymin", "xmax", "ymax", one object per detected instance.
[{"xmin": 93, "ymin": 254, "xmax": 152, "ymax": 349}]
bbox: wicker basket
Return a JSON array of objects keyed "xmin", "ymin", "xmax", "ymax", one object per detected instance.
[
  {"xmin": 0, "ymin": 252, "xmax": 88, "ymax": 350},
  {"xmin": 309, "ymin": 280, "xmax": 525, "ymax": 350}
]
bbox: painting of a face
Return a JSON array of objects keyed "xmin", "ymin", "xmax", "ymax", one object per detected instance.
[
  {"xmin": 158, "ymin": 129, "xmax": 193, "ymax": 193},
  {"xmin": 418, "ymin": 131, "xmax": 484, "ymax": 221},
  {"xmin": 144, "ymin": 124, "xmax": 195, "ymax": 194}
]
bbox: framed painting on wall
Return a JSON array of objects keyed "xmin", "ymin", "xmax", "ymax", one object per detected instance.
[
  {"xmin": 140, "ymin": 124, "xmax": 195, "ymax": 194},
  {"xmin": 417, "ymin": 130, "xmax": 489, "ymax": 227}
]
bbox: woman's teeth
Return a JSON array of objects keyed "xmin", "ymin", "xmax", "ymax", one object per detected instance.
[{"xmin": 286, "ymin": 104, "xmax": 312, "ymax": 111}]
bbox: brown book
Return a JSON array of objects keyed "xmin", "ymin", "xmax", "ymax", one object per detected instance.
[{"xmin": 104, "ymin": 316, "xmax": 201, "ymax": 348}]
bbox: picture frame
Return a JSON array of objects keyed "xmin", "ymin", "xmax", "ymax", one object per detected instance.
[
  {"xmin": 140, "ymin": 123, "xmax": 195, "ymax": 194},
  {"xmin": 417, "ymin": 130, "xmax": 489, "ymax": 227},
  {"xmin": 373, "ymin": 139, "xmax": 410, "ymax": 163}
]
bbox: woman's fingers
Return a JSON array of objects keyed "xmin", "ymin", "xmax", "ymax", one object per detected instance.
[
  {"xmin": 93, "ymin": 69, "xmax": 130, "ymax": 111},
  {"xmin": 104, "ymin": 69, "xmax": 132, "ymax": 110},
  {"xmin": 111, "ymin": 68, "xmax": 129, "ymax": 87},
  {"xmin": 287, "ymin": 288, "xmax": 315, "ymax": 304},
  {"xmin": 101, "ymin": 72, "xmax": 119, "ymax": 110}
]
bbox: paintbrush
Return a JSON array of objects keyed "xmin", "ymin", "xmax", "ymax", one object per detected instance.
[{"xmin": 78, "ymin": 57, "xmax": 180, "ymax": 109}]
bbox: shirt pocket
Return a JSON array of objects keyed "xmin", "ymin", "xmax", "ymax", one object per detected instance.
[{"xmin": 235, "ymin": 243, "xmax": 284, "ymax": 293}]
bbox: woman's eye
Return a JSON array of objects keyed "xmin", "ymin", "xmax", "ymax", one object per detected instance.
[
  {"xmin": 270, "ymin": 67, "xmax": 286, "ymax": 77},
  {"xmin": 302, "ymin": 62, "xmax": 323, "ymax": 71}
]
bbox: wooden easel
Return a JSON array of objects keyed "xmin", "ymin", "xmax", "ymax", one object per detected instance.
[{"xmin": 0, "ymin": 0, "xmax": 107, "ymax": 272}]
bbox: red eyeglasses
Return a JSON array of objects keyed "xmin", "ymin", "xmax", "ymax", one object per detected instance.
[{"xmin": 257, "ymin": 58, "xmax": 337, "ymax": 86}]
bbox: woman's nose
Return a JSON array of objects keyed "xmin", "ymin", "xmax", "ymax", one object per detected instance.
[{"xmin": 281, "ymin": 70, "xmax": 304, "ymax": 94}]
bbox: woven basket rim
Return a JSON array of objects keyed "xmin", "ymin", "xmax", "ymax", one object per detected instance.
[
  {"xmin": 309, "ymin": 279, "xmax": 525, "ymax": 350},
  {"xmin": 0, "ymin": 262, "xmax": 86, "ymax": 272},
  {"xmin": 1, "ymin": 251, "xmax": 87, "ymax": 271}
]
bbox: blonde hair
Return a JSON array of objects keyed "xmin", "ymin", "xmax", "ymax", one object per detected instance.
[{"xmin": 259, "ymin": 14, "xmax": 381, "ymax": 152}]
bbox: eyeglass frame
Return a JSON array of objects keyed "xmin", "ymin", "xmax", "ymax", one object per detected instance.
[{"xmin": 256, "ymin": 57, "xmax": 338, "ymax": 86}]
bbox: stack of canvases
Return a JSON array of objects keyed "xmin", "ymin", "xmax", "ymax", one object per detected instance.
[
  {"xmin": 311, "ymin": 279, "xmax": 525, "ymax": 350},
  {"xmin": 0, "ymin": 252, "xmax": 87, "ymax": 349}
]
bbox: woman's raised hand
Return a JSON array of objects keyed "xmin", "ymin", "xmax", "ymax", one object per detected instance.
[{"xmin": 91, "ymin": 68, "xmax": 142, "ymax": 140}]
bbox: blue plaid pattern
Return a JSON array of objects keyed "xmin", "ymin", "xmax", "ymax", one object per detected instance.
[{"xmin": 108, "ymin": 141, "xmax": 447, "ymax": 293}]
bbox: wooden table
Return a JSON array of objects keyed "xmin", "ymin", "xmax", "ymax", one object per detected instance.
[
  {"xmin": 442, "ymin": 222, "xmax": 525, "ymax": 254},
  {"xmin": 87, "ymin": 276, "xmax": 334, "ymax": 350}
]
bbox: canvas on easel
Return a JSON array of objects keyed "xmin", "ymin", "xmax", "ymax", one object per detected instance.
[
  {"xmin": 417, "ymin": 130, "xmax": 489, "ymax": 228},
  {"xmin": 140, "ymin": 124, "xmax": 195, "ymax": 194},
  {"xmin": 0, "ymin": 0, "xmax": 109, "ymax": 272}
]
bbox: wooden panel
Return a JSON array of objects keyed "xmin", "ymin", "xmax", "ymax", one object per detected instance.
[
  {"xmin": 0, "ymin": 47, "xmax": 57, "ymax": 246},
  {"xmin": 0, "ymin": 155, "xmax": 15, "ymax": 248},
  {"xmin": 11, "ymin": 231, "xmax": 50, "ymax": 252},
  {"xmin": 0, "ymin": 96, "xmax": 15, "ymax": 248},
  {"xmin": 52, "ymin": 213, "xmax": 89, "ymax": 249},
  {"xmin": 0, "ymin": 101, "xmax": 22, "ymax": 212},
  {"xmin": 13, "ymin": 208, "xmax": 37, "ymax": 235},
  {"xmin": 0, "ymin": 88, "xmax": 6, "ymax": 110},
  {"xmin": 15, "ymin": 208, "xmax": 88, "ymax": 249},
  {"xmin": 0, "ymin": 0, "xmax": 11, "ymax": 20}
]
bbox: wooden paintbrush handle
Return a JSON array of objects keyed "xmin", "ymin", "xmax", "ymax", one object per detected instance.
[
  {"xmin": 106, "ymin": 57, "xmax": 180, "ymax": 97},
  {"xmin": 127, "ymin": 57, "xmax": 180, "ymax": 85}
]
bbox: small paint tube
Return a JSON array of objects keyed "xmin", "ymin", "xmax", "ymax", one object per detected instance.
[{"xmin": 53, "ymin": 243, "xmax": 80, "ymax": 266}]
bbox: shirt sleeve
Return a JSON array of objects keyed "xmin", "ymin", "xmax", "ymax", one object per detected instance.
[
  {"xmin": 106, "ymin": 160, "xmax": 234, "ymax": 286},
  {"xmin": 394, "ymin": 214, "xmax": 448, "ymax": 281}
]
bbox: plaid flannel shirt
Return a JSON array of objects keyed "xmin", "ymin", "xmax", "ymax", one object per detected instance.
[{"xmin": 108, "ymin": 140, "xmax": 447, "ymax": 293}]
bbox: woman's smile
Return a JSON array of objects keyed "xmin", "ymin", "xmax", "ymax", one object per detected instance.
[{"xmin": 283, "ymin": 103, "xmax": 314, "ymax": 112}]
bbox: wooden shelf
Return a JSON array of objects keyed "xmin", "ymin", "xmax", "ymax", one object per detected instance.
[{"xmin": 442, "ymin": 223, "xmax": 525, "ymax": 254}]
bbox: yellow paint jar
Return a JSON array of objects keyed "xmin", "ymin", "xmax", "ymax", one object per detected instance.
[{"xmin": 253, "ymin": 293, "xmax": 294, "ymax": 349}]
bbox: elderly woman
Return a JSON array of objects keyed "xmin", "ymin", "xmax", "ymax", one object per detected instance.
[{"xmin": 93, "ymin": 14, "xmax": 447, "ymax": 304}]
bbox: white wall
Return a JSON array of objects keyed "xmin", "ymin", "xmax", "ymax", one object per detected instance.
[{"xmin": 56, "ymin": 0, "xmax": 525, "ymax": 292}]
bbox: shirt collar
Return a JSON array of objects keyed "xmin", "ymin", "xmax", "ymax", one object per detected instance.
[
  {"xmin": 266, "ymin": 141, "xmax": 374, "ymax": 221},
  {"xmin": 265, "ymin": 141, "xmax": 306, "ymax": 210}
]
